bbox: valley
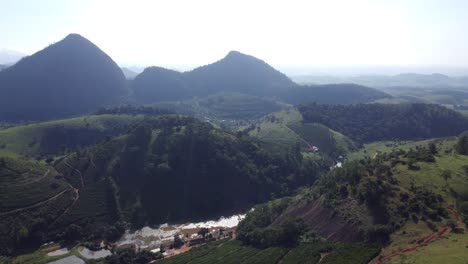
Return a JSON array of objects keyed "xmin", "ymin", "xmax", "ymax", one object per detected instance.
[{"xmin": 0, "ymin": 33, "xmax": 467, "ymax": 264}]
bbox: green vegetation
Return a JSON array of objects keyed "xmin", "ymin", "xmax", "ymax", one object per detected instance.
[
  {"xmin": 153, "ymin": 92, "xmax": 286, "ymax": 130},
  {"xmin": 0, "ymin": 157, "xmax": 75, "ymax": 255},
  {"xmin": 386, "ymin": 232, "xmax": 468, "ymax": 264},
  {"xmin": 156, "ymin": 239, "xmax": 378, "ymax": 264},
  {"xmin": 320, "ymin": 243, "xmax": 380, "ymax": 264},
  {"xmin": 237, "ymin": 198, "xmax": 304, "ymax": 248},
  {"xmin": 105, "ymin": 248, "xmax": 162, "ymax": 264},
  {"xmin": 0, "ymin": 114, "xmax": 143, "ymax": 158},
  {"xmin": 299, "ymin": 103, "xmax": 468, "ymax": 143},
  {"xmin": 246, "ymin": 107, "xmax": 355, "ymax": 159},
  {"xmin": 1, "ymin": 114, "xmax": 324, "ymax": 254},
  {"xmin": 455, "ymin": 135, "xmax": 468, "ymax": 155},
  {"xmin": 279, "ymin": 241, "xmax": 333, "ymax": 264}
]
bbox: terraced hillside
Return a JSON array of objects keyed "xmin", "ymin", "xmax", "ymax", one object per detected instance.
[
  {"xmin": 157, "ymin": 239, "xmax": 379, "ymax": 264},
  {"xmin": 246, "ymin": 107, "xmax": 356, "ymax": 159},
  {"xmin": 0, "ymin": 157, "xmax": 75, "ymax": 254}
]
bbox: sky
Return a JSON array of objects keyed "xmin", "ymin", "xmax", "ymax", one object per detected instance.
[{"xmin": 1, "ymin": 0, "xmax": 468, "ymax": 73}]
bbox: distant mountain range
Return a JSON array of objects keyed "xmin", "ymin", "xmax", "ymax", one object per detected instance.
[
  {"xmin": 121, "ymin": 67, "xmax": 138, "ymax": 79},
  {"xmin": 0, "ymin": 34, "xmax": 127, "ymax": 121},
  {"xmin": 0, "ymin": 48, "xmax": 25, "ymax": 64},
  {"xmin": 132, "ymin": 51, "xmax": 389, "ymax": 105},
  {"xmin": 0, "ymin": 34, "xmax": 390, "ymax": 122},
  {"xmin": 292, "ymin": 73, "xmax": 468, "ymax": 88}
]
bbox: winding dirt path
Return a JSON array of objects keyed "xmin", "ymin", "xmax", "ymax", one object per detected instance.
[
  {"xmin": 49, "ymin": 185, "xmax": 79, "ymax": 226},
  {"xmin": 371, "ymin": 207, "xmax": 463, "ymax": 264},
  {"xmin": 5, "ymin": 169, "xmax": 51, "ymax": 187},
  {"xmin": 63, "ymin": 157, "xmax": 84, "ymax": 187},
  {"xmin": 0, "ymin": 189, "xmax": 69, "ymax": 216},
  {"xmin": 48, "ymin": 156, "xmax": 85, "ymax": 226}
]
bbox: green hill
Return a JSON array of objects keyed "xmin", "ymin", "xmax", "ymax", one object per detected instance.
[
  {"xmin": 298, "ymin": 103, "xmax": 468, "ymax": 143},
  {"xmin": 246, "ymin": 107, "xmax": 356, "ymax": 159},
  {"xmin": 233, "ymin": 138, "xmax": 468, "ymax": 264},
  {"xmin": 0, "ymin": 115, "xmax": 321, "ymax": 254},
  {"xmin": 0, "ymin": 114, "xmax": 143, "ymax": 158},
  {"xmin": 153, "ymin": 92, "xmax": 286, "ymax": 130}
]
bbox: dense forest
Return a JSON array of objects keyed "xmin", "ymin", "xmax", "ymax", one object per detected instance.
[{"xmin": 299, "ymin": 103, "xmax": 468, "ymax": 143}]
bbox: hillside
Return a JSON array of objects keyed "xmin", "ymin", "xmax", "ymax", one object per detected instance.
[
  {"xmin": 153, "ymin": 92, "xmax": 286, "ymax": 130},
  {"xmin": 0, "ymin": 115, "xmax": 321, "ymax": 254},
  {"xmin": 0, "ymin": 114, "xmax": 143, "ymax": 158},
  {"xmin": 298, "ymin": 103, "xmax": 468, "ymax": 143},
  {"xmin": 184, "ymin": 51, "xmax": 295, "ymax": 97},
  {"xmin": 133, "ymin": 67, "xmax": 189, "ymax": 103},
  {"xmin": 131, "ymin": 52, "xmax": 389, "ymax": 106},
  {"xmin": 235, "ymin": 139, "xmax": 467, "ymax": 262},
  {"xmin": 246, "ymin": 107, "xmax": 356, "ymax": 159},
  {"xmin": 131, "ymin": 51, "xmax": 295, "ymax": 104},
  {"xmin": 0, "ymin": 34, "xmax": 127, "ymax": 122}
]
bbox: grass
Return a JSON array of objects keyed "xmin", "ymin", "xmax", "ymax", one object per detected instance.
[
  {"xmin": 387, "ymin": 232, "xmax": 468, "ymax": 264},
  {"xmin": 157, "ymin": 240, "xmax": 379, "ymax": 264},
  {"xmin": 320, "ymin": 243, "xmax": 380, "ymax": 264},
  {"xmin": 347, "ymin": 137, "xmax": 458, "ymax": 161},
  {"xmin": 280, "ymin": 243, "xmax": 332, "ymax": 264},
  {"xmin": 392, "ymin": 154, "xmax": 468, "ymax": 204}
]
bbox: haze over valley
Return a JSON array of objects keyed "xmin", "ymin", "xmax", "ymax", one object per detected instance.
[{"xmin": 1, "ymin": 1, "xmax": 468, "ymax": 264}]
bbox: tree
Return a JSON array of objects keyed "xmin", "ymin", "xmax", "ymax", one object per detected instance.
[
  {"xmin": 429, "ymin": 142, "xmax": 438, "ymax": 155},
  {"xmin": 171, "ymin": 235, "xmax": 184, "ymax": 249},
  {"xmin": 446, "ymin": 219, "xmax": 457, "ymax": 229},
  {"xmin": 455, "ymin": 135, "xmax": 468, "ymax": 155},
  {"xmin": 441, "ymin": 170, "xmax": 452, "ymax": 186},
  {"xmin": 197, "ymin": 227, "xmax": 209, "ymax": 238}
]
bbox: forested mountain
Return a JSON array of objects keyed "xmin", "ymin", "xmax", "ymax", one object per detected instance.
[
  {"xmin": 133, "ymin": 66, "xmax": 189, "ymax": 103},
  {"xmin": 281, "ymin": 84, "xmax": 390, "ymax": 105},
  {"xmin": 131, "ymin": 51, "xmax": 296, "ymax": 103},
  {"xmin": 131, "ymin": 51, "xmax": 389, "ymax": 106},
  {"xmin": 298, "ymin": 103, "xmax": 468, "ymax": 143},
  {"xmin": 0, "ymin": 115, "xmax": 322, "ymax": 254},
  {"xmin": 0, "ymin": 34, "xmax": 127, "ymax": 122},
  {"xmin": 0, "ymin": 64, "xmax": 6, "ymax": 71},
  {"xmin": 184, "ymin": 51, "xmax": 295, "ymax": 96}
]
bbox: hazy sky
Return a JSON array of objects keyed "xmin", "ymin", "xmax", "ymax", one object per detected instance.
[{"xmin": 1, "ymin": 0, "xmax": 468, "ymax": 69}]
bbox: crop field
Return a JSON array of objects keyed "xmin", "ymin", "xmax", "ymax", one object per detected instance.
[
  {"xmin": 0, "ymin": 157, "xmax": 69, "ymax": 211},
  {"xmin": 158, "ymin": 240, "xmax": 379, "ymax": 264},
  {"xmin": 320, "ymin": 243, "xmax": 380, "ymax": 264},
  {"xmin": 53, "ymin": 179, "xmax": 117, "ymax": 228}
]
